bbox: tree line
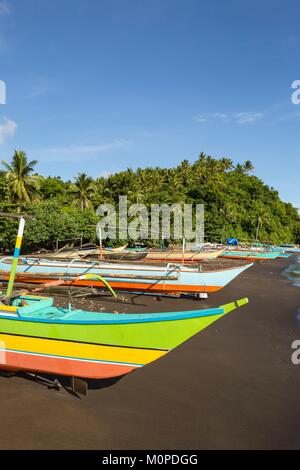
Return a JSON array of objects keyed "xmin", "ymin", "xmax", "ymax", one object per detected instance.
[{"xmin": 0, "ymin": 150, "xmax": 299, "ymax": 252}]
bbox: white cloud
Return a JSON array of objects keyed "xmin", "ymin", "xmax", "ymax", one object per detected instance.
[
  {"xmin": 24, "ymin": 87, "xmax": 49, "ymax": 100},
  {"xmin": 0, "ymin": 1, "xmax": 10, "ymax": 15},
  {"xmin": 24, "ymin": 78, "xmax": 56, "ymax": 100},
  {"xmin": 194, "ymin": 114, "xmax": 207, "ymax": 123},
  {"xmin": 194, "ymin": 111, "xmax": 263, "ymax": 125},
  {"xmin": 233, "ymin": 112, "xmax": 263, "ymax": 124},
  {"xmin": 212, "ymin": 112, "xmax": 228, "ymax": 121},
  {"xmin": 0, "ymin": 118, "xmax": 17, "ymax": 144},
  {"xmin": 38, "ymin": 139, "xmax": 132, "ymax": 160}
]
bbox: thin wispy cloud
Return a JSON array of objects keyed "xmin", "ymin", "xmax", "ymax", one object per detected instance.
[
  {"xmin": 195, "ymin": 112, "xmax": 263, "ymax": 125},
  {"xmin": 24, "ymin": 87, "xmax": 49, "ymax": 100},
  {"xmin": 0, "ymin": 2, "xmax": 11, "ymax": 54},
  {"xmin": 24, "ymin": 78, "xmax": 57, "ymax": 100},
  {"xmin": 37, "ymin": 139, "xmax": 133, "ymax": 160},
  {"xmin": 271, "ymin": 109, "xmax": 300, "ymax": 125},
  {"xmin": 194, "ymin": 113, "xmax": 229, "ymax": 123},
  {"xmin": 234, "ymin": 112, "xmax": 263, "ymax": 124},
  {"xmin": 0, "ymin": 118, "xmax": 17, "ymax": 144},
  {"xmin": 194, "ymin": 115, "xmax": 207, "ymax": 123},
  {"xmin": 0, "ymin": 1, "xmax": 10, "ymax": 15}
]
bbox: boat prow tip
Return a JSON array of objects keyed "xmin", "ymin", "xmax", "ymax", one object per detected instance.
[
  {"xmin": 235, "ymin": 297, "xmax": 249, "ymax": 307},
  {"xmin": 219, "ymin": 297, "xmax": 249, "ymax": 314}
]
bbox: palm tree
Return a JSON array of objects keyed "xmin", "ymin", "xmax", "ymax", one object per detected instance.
[
  {"xmin": 220, "ymin": 157, "xmax": 233, "ymax": 172},
  {"xmin": 235, "ymin": 163, "xmax": 245, "ymax": 173},
  {"xmin": 220, "ymin": 202, "xmax": 238, "ymax": 239},
  {"xmin": 243, "ymin": 160, "xmax": 254, "ymax": 173},
  {"xmin": 70, "ymin": 173, "xmax": 94, "ymax": 210},
  {"xmin": 1, "ymin": 150, "xmax": 41, "ymax": 212},
  {"xmin": 235, "ymin": 161, "xmax": 254, "ymax": 174},
  {"xmin": 177, "ymin": 159, "xmax": 192, "ymax": 187},
  {"xmin": 127, "ymin": 188, "xmax": 145, "ymax": 204},
  {"xmin": 93, "ymin": 177, "xmax": 111, "ymax": 202},
  {"xmin": 251, "ymin": 210, "xmax": 269, "ymax": 242},
  {"xmin": 149, "ymin": 167, "xmax": 165, "ymax": 190}
]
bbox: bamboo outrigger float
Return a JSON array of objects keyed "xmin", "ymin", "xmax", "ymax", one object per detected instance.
[
  {"xmin": 143, "ymin": 247, "xmax": 225, "ymax": 262},
  {"xmin": 30, "ymin": 246, "xmax": 225, "ymax": 262}
]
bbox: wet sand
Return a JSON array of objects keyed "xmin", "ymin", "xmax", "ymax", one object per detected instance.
[{"xmin": 0, "ymin": 257, "xmax": 299, "ymax": 449}]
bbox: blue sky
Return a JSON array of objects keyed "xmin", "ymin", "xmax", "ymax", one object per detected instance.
[{"xmin": 0, "ymin": 0, "xmax": 299, "ymax": 208}]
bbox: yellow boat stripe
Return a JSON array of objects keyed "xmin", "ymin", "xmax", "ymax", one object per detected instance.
[
  {"xmin": 0, "ymin": 306, "xmax": 18, "ymax": 312},
  {"xmin": 0, "ymin": 333, "xmax": 166, "ymax": 365},
  {"xmin": 15, "ymin": 237, "xmax": 22, "ymax": 249}
]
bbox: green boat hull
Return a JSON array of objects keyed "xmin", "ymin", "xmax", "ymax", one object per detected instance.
[
  {"xmin": 0, "ymin": 300, "xmax": 246, "ymax": 350},
  {"xmin": 0, "ymin": 297, "xmax": 248, "ymax": 379}
]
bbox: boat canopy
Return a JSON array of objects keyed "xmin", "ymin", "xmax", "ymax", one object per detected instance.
[{"xmin": 226, "ymin": 237, "xmax": 238, "ymax": 246}]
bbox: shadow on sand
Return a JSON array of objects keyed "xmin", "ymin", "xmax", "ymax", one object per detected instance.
[{"xmin": 0, "ymin": 370, "xmax": 125, "ymax": 398}]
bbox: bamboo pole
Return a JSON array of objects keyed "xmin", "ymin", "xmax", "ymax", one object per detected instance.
[
  {"xmin": 181, "ymin": 237, "xmax": 186, "ymax": 266},
  {"xmin": 0, "ymin": 269, "xmax": 178, "ymax": 281},
  {"xmin": 98, "ymin": 225, "xmax": 103, "ymax": 260}
]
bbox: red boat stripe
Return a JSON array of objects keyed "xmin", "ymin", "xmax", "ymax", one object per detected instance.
[{"xmin": 0, "ymin": 350, "xmax": 138, "ymax": 379}]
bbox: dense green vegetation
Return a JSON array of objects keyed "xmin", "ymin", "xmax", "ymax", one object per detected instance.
[{"xmin": 0, "ymin": 150, "xmax": 299, "ymax": 252}]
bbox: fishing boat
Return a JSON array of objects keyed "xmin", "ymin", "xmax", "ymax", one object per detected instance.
[
  {"xmin": 278, "ymin": 244, "xmax": 300, "ymax": 253},
  {"xmin": 143, "ymin": 247, "xmax": 225, "ymax": 262},
  {"xmin": 101, "ymin": 246, "xmax": 147, "ymax": 261},
  {"xmin": 250, "ymin": 244, "xmax": 299, "ymax": 255},
  {"xmin": 0, "ymin": 257, "xmax": 253, "ymax": 296},
  {"xmin": 99, "ymin": 246, "xmax": 224, "ymax": 263},
  {"xmin": 220, "ymin": 250, "xmax": 280, "ymax": 261},
  {"xmin": 30, "ymin": 245, "xmax": 225, "ymax": 262},
  {"xmin": 0, "ymin": 294, "xmax": 248, "ymax": 380},
  {"xmin": 31, "ymin": 246, "xmax": 148, "ymax": 261},
  {"xmin": 277, "ymin": 253, "xmax": 292, "ymax": 258},
  {"xmin": 106, "ymin": 244, "xmax": 128, "ymax": 252}
]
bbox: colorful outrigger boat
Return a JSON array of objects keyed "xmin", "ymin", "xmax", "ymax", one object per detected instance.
[
  {"xmin": 251, "ymin": 244, "xmax": 293, "ymax": 257},
  {"xmin": 100, "ymin": 247, "xmax": 225, "ymax": 263},
  {"xmin": 0, "ymin": 294, "xmax": 248, "ymax": 379},
  {"xmin": 276, "ymin": 253, "xmax": 292, "ymax": 258},
  {"xmin": 142, "ymin": 248, "xmax": 225, "ymax": 262},
  {"xmin": 31, "ymin": 247, "xmax": 225, "ymax": 262},
  {"xmin": 278, "ymin": 245, "xmax": 300, "ymax": 254},
  {"xmin": 0, "ymin": 258, "xmax": 253, "ymax": 296}
]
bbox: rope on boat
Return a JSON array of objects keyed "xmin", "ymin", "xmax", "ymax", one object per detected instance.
[
  {"xmin": 30, "ymin": 273, "xmax": 117, "ymax": 299},
  {"xmin": 78, "ymin": 274, "xmax": 117, "ymax": 299}
]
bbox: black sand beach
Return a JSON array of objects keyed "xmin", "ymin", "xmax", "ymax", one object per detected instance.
[{"xmin": 0, "ymin": 257, "xmax": 299, "ymax": 450}]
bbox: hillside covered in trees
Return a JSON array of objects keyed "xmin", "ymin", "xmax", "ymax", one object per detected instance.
[{"xmin": 0, "ymin": 151, "xmax": 299, "ymax": 252}]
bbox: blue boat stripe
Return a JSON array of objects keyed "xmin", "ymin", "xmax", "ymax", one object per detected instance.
[
  {"xmin": 13, "ymin": 248, "xmax": 20, "ymax": 258},
  {"xmin": 0, "ymin": 308, "xmax": 225, "ymax": 324}
]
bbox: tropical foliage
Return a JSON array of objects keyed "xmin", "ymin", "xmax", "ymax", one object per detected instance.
[
  {"xmin": 0, "ymin": 151, "xmax": 299, "ymax": 251},
  {"xmin": 1, "ymin": 150, "xmax": 41, "ymax": 212}
]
